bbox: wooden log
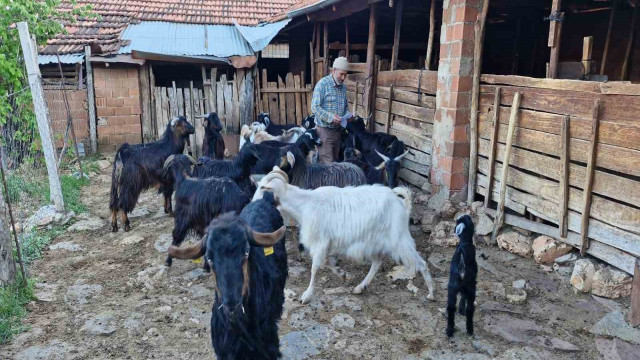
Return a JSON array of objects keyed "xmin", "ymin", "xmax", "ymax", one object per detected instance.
[
  {"xmin": 468, "ymin": 0, "xmax": 490, "ymax": 205},
  {"xmin": 363, "ymin": 3, "xmax": 378, "ymax": 123},
  {"xmin": 425, "ymin": 0, "xmax": 436, "ymax": 70},
  {"xmin": 277, "ymin": 75, "xmax": 287, "ymax": 124},
  {"xmin": 631, "ymin": 258, "xmax": 640, "ymax": 326},
  {"xmin": 84, "ymin": 46, "xmax": 97, "ymax": 152},
  {"xmin": 491, "ymin": 92, "xmax": 521, "ymax": 242},
  {"xmin": 621, "ymin": 2, "xmax": 639, "ymax": 81},
  {"xmin": 210, "ymin": 68, "xmax": 218, "ymax": 114},
  {"xmin": 582, "ymin": 36, "xmax": 593, "ymax": 78},
  {"xmin": 547, "ymin": 0, "xmax": 563, "ymax": 79},
  {"xmin": 385, "ymin": 85, "xmax": 394, "ymax": 133},
  {"xmin": 294, "ymin": 74, "xmax": 303, "ymax": 124},
  {"xmin": 580, "ymin": 100, "xmax": 601, "ymax": 255},
  {"xmin": 390, "ymin": 0, "xmax": 403, "ymax": 71},
  {"xmin": 483, "ymin": 87, "xmax": 501, "ymax": 208},
  {"xmin": 600, "ymin": 1, "xmax": 617, "ymax": 75},
  {"xmin": 558, "ymin": 116, "xmax": 570, "ymax": 237}
]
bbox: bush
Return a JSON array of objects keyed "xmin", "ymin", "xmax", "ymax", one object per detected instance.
[{"xmin": 0, "ymin": 277, "xmax": 35, "ymax": 344}]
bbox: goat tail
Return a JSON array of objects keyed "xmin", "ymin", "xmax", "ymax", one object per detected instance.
[
  {"xmin": 109, "ymin": 152, "xmax": 124, "ymax": 211},
  {"xmin": 393, "ymin": 187, "xmax": 412, "ymax": 212}
]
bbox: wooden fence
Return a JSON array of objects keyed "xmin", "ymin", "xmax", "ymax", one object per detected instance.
[
  {"xmin": 474, "ymin": 74, "xmax": 640, "ymax": 274},
  {"xmin": 257, "ymin": 70, "xmax": 313, "ymax": 125},
  {"xmin": 345, "ymin": 69, "xmax": 437, "ymax": 190}
]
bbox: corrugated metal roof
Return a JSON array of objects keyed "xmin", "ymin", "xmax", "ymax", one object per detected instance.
[
  {"xmin": 234, "ymin": 19, "xmax": 290, "ymax": 52},
  {"xmin": 38, "ymin": 54, "xmax": 84, "ymax": 65}
]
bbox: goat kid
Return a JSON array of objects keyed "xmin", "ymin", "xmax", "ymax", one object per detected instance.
[
  {"xmin": 168, "ymin": 193, "xmax": 287, "ymax": 360},
  {"xmin": 257, "ymin": 168, "xmax": 435, "ymax": 304},
  {"xmin": 110, "ymin": 116, "xmax": 195, "ymax": 232},
  {"xmin": 196, "ymin": 112, "xmax": 225, "ymax": 160},
  {"xmin": 194, "ymin": 143, "xmax": 261, "ymax": 194},
  {"xmin": 446, "ymin": 214, "xmax": 478, "ymax": 337}
]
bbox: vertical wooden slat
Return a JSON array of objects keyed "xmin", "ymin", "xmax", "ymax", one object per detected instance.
[
  {"xmin": 176, "ymin": 87, "xmax": 184, "ymax": 117},
  {"xmin": 196, "ymin": 89, "xmax": 206, "ymax": 156},
  {"xmin": 149, "ymin": 64, "xmax": 157, "ymax": 139},
  {"xmin": 188, "ymin": 82, "xmax": 197, "ymax": 155},
  {"xmin": 239, "ymin": 71, "xmax": 247, "ymax": 126},
  {"xmin": 600, "ymin": 1, "xmax": 617, "ymax": 75},
  {"xmin": 201, "ymin": 66, "xmax": 211, "ymax": 114},
  {"xmin": 345, "ymin": 18, "xmax": 350, "ymax": 59},
  {"xmin": 268, "ymin": 82, "xmax": 280, "ymax": 124},
  {"xmin": 385, "ymin": 85, "xmax": 394, "ymax": 133},
  {"xmin": 547, "ymin": 0, "xmax": 563, "ymax": 79},
  {"xmin": 621, "ymin": 3, "xmax": 639, "ymax": 81},
  {"xmin": 491, "ymin": 92, "xmax": 521, "ymax": 243},
  {"xmin": 168, "ymin": 83, "xmax": 177, "ymax": 118},
  {"xmin": 314, "ymin": 22, "xmax": 321, "ymax": 58},
  {"xmin": 363, "ymin": 3, "xmax": 378, "ymax": 129},
  {"xmin": 160, "ymin": 87, "xmax": 170, "ymax": 134},
  {"xmin": 244, "ymin": 70, "xmax": 254, "ymax": 126},
  {"xmin": 300, "ymin": 71, "xmax": 307, "ymax": 116},
  {"xmin": 390, "ymin": 0, "xmax": 403, "ymax": 71},
  {"xmin": 210, "ymin": 68, "xmax": 217, "ymax": 114},
  {"xmin": 217, "ymin": 76, "xmax": 225, "ymax": 129},
  {"xmin": 306, "ymin": 84, "xmax": 313, "ymax": 113},
  {"xmin": 309, "ymin": 42, "xmax": 315, "ymax": 86},
  {"xmin": 558, "ymin": 115, "xmax": 570, "ymax": 237},
  {"xmin": 285, "ymin": 73, "xmax": 296, "ymax": 124},
  {"xmin": 353, "ymin": 81, "xmax": 359, "ymax": 115},
  {"xmin": 224, "ymin": 77, "xmax": 234, "ymax": 132},
  {"xmin": 483, "ymin": 87, "xmax": 501, "ymax": 208},
  {"xmin": 220, "ymin": 74, "xmax": 229, "ymax": 130},
  {"xmin": 425, "ymin": 0, "xmax": 436, "ymax": 70},
  {"xmin": 261, "ymin": 69, "xmax": 269, "ymax": 115},
  {"xmin": 84, "ymin": 46, "xmax": 97, "ymax": 152},
  {"xmin": 294, "ymin": 74, "xmax": 303, "ymax": 124},
  {"xmin": 631, "ymin": 258, "xmax": 640, "ymax": 327},
  {"xmin": 582, "ymin": 36, "xmax": 593, "ymax": 78},
  {"xmin": 277, "ymin": 75, "xmax": 287, "ymax": 124},
  {"xmin": 233, "ymin": 70, "xmax": 242, "ymax": 133},
  {"xmin": 323, "ymin": 22, "xmax": 329, "ymax": 75},
  {"xmin": 154, "ymin": 88, "xmax": 162, "ymax": 139},
  {"xmin": 580, "ymin": 99, "xmax": 601, "ymax": 255}
]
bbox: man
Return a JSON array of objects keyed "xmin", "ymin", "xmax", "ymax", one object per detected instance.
[{"xmin": 311, "ymin": 57, "xmax": 352, "ymax": 163}]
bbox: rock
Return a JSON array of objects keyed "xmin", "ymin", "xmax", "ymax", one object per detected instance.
[
  {"xmin": 132, "ymin": 265, "xmax": 167, "ymax": 291},
  {"xmin": 81, "ymin": 312, "xmax": 116, "ymax": 336},
  {"xmin": 155, "ymin": 234, "xmax": 172, "ymax": 252},
  {"xmin": 154, "ymin": 305, "xmax": 172, "ymax": 313},
  {"xmin": 590, "ymin": 311, "xmax": 640, "ymax": 345},
  {"xmin": 64, "ymin": 281, "xmax": 102, "ymax": 308},
  {"xmin": 331, "ymin": 313, "xmax": 355, "ymax": 328},
  {"xmin": 330, "ymin": 296, "xmax": 362, "ymax": 312},
  {"xmin": 421, "ymin": 181, "xmax": 432, "ymax": 193},
  {"xmin": 471, "ymin": 201, "xmax": 484, "ymax": 214},
  {"xmin": 475, "ymin": 213, "xmax": 493, "ymax": 236},
  {"xmin": 123, "ymin": 312, "xmax": 145, "ymax": 334},
  {"xmin": 427, "ymin": 253, "xmax": 447, "ymax": 271},
  {"xmin": 97, "ymin": 160, "xmax": 111, "ymax": 170},
  {"xmin": 483, "ymin": 313, "xmax": 578, "ymax": 351},
  {"xmin": 420, "ymin": 210, "xmax": 438, "ymax": 233},
  {"xmin": 386, "ymin": 266, "xmax": 415, "ymax": 282},
  {"xmin": 49, "ymin": 241, "xmax": 83, "ymax": 252},
  {"xmin": 595, "ymin": 338, "xmax": 640, "ymax": 360},
  {"xmin": 479, "ymin": 281, "xmax": 506, "ymax": 300},
  {"xmin": 129, "ymin": 207, "xmax": 150, "ymax": 218},
  {"xmin": 280, "ymin": 324, "xmax": 335, "ymax": 360},
  {"xmin": 496, "ymin": 347, "xmax": 553, "ymax": 360},
  {"xmin": 324, "ymin": 287, "xmax": 349, "ymax": 295},
  {"xmin": 439, "ymin": 200, "xmax": 457, "ymax": 219},
  {"xmin": 183, "ymin": 268, "xmax": 206, "ymax": 281},
  {"xmin": 116, "ymin": 234, "xmax": 145, "ymax": 246},
  {"xmin": 406, "ymin": 280, "xmax": 419, "ymax": 294},
  {"xmin": 410, "ymin": 204, "xmax": 427, "ymax": 225},
  {"xmin": 553, "ymin": 263, "xmax": 573, "ymax": 277},
  {"xmin": 479, "ymin": 301, "xmax": 525, "ymax": 315},
  {"xmin": 68, "ymin": 217, "xmax": 104, "ymax": 232},
  {"xmin": 591, "ymin": 266, "xmax": 632, "ymax": 299},
  {"xmin": 554, "ymin": 252, "xmax": 577, "ymax": 265},
  {"xmin": 513, "ymin": 226, "xmax": 532, "ymax": 237},
  {"xmin": 414, "ymin": 193, "xmax": 431, "ymax": 205},
  {"xmin": 429, "ymin": 221, "xmax": 458, "ymax": 247},
  {"xmin": 512, "ymin": 279, "xmax": 526, "ymax": 290},
  {"xmin": 16, "ymin": 340, "xmax": 77, "ymax": 360},
  {"xmin": 507, "ymin": 289, "xmax": 527, "ymax": 304},
  {"xmin": 531, "ymin": 235, "xmax": 572, "ymax": 264},
  {"xmin": 472, "ymin": 340, "xmax": 495, "ymax": 356},
  {"xmin": 420, "ymin": 350, "xmax": 490, "ymax": 360},
  {"xmin": 570, "ymin": 259, "xmax": 596, "ymax": 292},
  {"xmin": 591, "ymin": 294, "xmax": 623, "ymax": 312},
  {"xmin": 497, "ymin": 231, "xmax": 532, "ymax": 258},
  {"xmin": 188, "ymin": 284, "xmax": 214, "ymax": 299},
  {"xmin": 34, "ymin": 283, "xmax": 58, "ymax": 302},
  {"xmin": 23, "ymin": 205, "xmax": 74, "ymax": 232}
]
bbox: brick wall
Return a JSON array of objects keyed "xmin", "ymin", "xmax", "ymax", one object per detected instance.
[
  {"xmin": 430, "ymin": 0, "xmax": 480, "ymax": 205},
  {"xmin": 44, "ymin": 89, "xmax": 90, "ymax": 150},
  {"xmin": 94, "ymin": 65, "xmax": 142, "ymax": 153}
]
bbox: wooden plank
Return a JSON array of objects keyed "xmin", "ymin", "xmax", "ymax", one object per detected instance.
[
  {"xmin": 582, "ymin": 36, "xmax": 593, "ymax": 77},
  {"xmin": 349, "ymin": 69, "xmax": 438, "ymax": 95},
  {"xmin": 476, "ymin": 179, "xmax": 526, "ymax": 215},
  {"xmin": 468, "ymin": 0, "xmax": 490, "ymax": 204},
  {"xmin": 169, "ymin": 82, "xmax": 177, "ymax": 118},
  {"xmin": 390, "ymin": 0, "xmax": 403, "ymax": 71},
  {"xmin": 600, "ymin": 2, "xmax": 617, "ymax": 75},
  {"xmin": 84, "ymin": 46, "xmax": 97, "ymax": 152},
  {"xmin": 492, "ymin": 92, "xmax": 521, "ymax": 242},
  {"xmin": 425, "ymin": 0, "xmax": 436, "ymax": 70},
  {"xmin": 267, "ymin": 82, "xmax": 280, "ymax": 124},
  {"xmin": 195, "ymin": 89, "xmax": 205, "ymax": 155},
  {"xmin": 374, "ymin": 97, "xmax": 434, "ymax": 123},
  {"xmin": 631, "ymin": 259, "xmax": 640, "ymax": 326},
  {"xmin": 261, "ymin": 69, "xmax": 269, "ymax": 115},
  {"xmin": 309, "ymin": 42, "xmax": 315, "ymax": 86},
  {"xmin": 389, "ymin": 122, "xmax": 432, "ymax": 154},
  {"xmin": 277, "ymin": 76, "xmax": 287, "ymax": 124},
  {"xmin": 483, "ymin": 87, "xmax": 501, "ymax": 208},
  {"xmin": 184, "ymin": 85, "xmax": 194, "ymax": 154},
  {"xmin": 385, "ymin": 85, "xmax": 394, "ymax": 133},
  {"xmin": 399, "ymin": 168, "xmax": 428, "ymax": 188},
  {"xmin": 547, "ymin": 0, "xmax": 563, "ymax": 79},
  {"xmin": 239, "ymin": 72, "xmax": 247, "ymax": 127},
  {"xmin": 621, "ymin": 3, "xmax": 639, "ymax": 80},
  {"xmin": 153, "ymin": 88, "xmax": 162, "ymax": 139},
  {"xmin": 301, "ymin": 71, "xmax": 308, "ymax": 117},
  {"xmin": 233, "ymin": 70, "xmax": 242, "ymax": 132},
  {"xmin": 210, "ymin": 67, "xmax": 217, "ymax": 114},
  {"xmin": 286, "ymin": 73, "xmax": 297, "ymax": 122},
  {"xmin": 364, "ymin": 85, "xmax": 436, "ymax": 109},
  {"xmin": 176, "ymin": 87, "xmax": 184, "ymax": 117},
  {"xmin": 294, "ymin": 74, "xmax": 303, "ymax": 125},
  {"xmin": 224, "ymin": 80, "xmax": 234, "ymax": 132},
  {"xmin": 216, "ymin": 77, "xmax": 225, "ymax": 129},
  {"xmin": 161, "ymin": 87, "xmax": 170, "ymax": 133},
  {"xmin": 306, "ymin": 84, "xmax": 313, "ymax": 113},
  {"xmin": 149, "ymin": 64, "xmax": 157, "ymax": 138},
  {"xmin": 580, "ymin": 100, "xmax": 601, "ymax": 255},
  {"xmin": 323, "ymin": 22, "xmax": 329, "ymax": 75},
  {"xmin": 363, "ymin": 2, "xmax": 378, "ymax": 121},
  {"xmin": 201, "ymin": 66, "xmax": 210, "ymax": 114},
  {"xmin": 260, "ymin": 88, "xmax": 313, "ymax": 94},
  {"xmin": 345, "ymin": 18, "xmax": 350, "ymax": 58},
  {"xmin": 558, "ymin": 116, "xmax": 570, "ymax": 237}
]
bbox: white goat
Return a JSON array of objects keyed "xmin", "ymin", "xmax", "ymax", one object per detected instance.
[
  {"xmin": 255, "ymin": 167, "xmax": 435, "ymax": 304},
  {"xmin": 253, "ymin": 127, "xmax": 307, "ymax": 144},
  {"xmin": 239, "ymin": 122, "xmax": 267, "ymax": 150}
]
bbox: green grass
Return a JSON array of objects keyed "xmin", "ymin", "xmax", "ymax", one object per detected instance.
[
  {"xmin": 59, "ymin": 175, "xmax": 89, "ymax": 214},
  {"xmin": 0, "ymin": 277, "xmax": 35, "ymax": 344},
  {"xmin": 19, "ymin": 226, "xmax": 66, "ymax": 265}
]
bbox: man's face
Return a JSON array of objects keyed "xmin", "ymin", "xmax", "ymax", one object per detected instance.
[{"xmin": 333, "ymin": 69, "xmax": 347, "ymax": 85}]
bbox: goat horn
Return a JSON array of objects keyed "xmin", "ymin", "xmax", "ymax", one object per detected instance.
[
  {"xmin": 269, "ymin": 166, "xmax": 290, "ymax": 183},
  {"xmin": 249, "ymin": 226, "xmax": 286, "ymax": 247},
  {"xmin": 375, "ymin": 162, "xmax": 386, "ymax": 170},
  {"xmin": 375, "ymin": 150, "xmax": 390, "ymax": 163},
  {"xmin": 184, "ymin": 154, "xmax": 197, "ymax": 165},
  {"xmin": 394, "ymin": 150, "xmax": 410, "ymax": 162},
  {"xmin": 168, "ymin": 236, "xmax": 205, "ymax": 260},
  {"xmin": 163, "ymin": 155, "xmax": 176, "ymax": 169},
  {"xmin": 194, "ymin": 114, "xmax": 208, "ymax": 118}
]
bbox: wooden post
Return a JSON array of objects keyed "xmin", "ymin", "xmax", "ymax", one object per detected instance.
[
  {"xmin": 17, "ymin": 22, "xmax": 64, "ymax": 211},
  {"xmin": 139, "ymin": 62, "xmax": 153, "ymax": 143},
  {"xmin": 149, "ymin": 64, "xmax": 157, "ymax": 138},
  {"xmin": 385, "ymin": 85, "xmax": 394, "ymax": 133},
  {"xmin": 621, "ymin": 2, "xmax": 638, "ymax": 81},
  {"xmin": 345, "ymin": 18, "xmax": 350, "ymax": 59},
  {"xmin": 491, "ymin": 92, "xmax": 521, "ymax": 243},
  {"xmin": 600, "ymin": 1, "xmax": 617, "ymax": 75},
  {"xmin": 353, "ymin": 81, "xmax": 359, "ymax": 115},
  {"xmin": 363, "ymin": 3, "xmax": 378, "ymax": 129},
  {"xmin": 547, "ymin": 0, "xmax": 563, "ymax": 79},
  {"xmin": 390, "ymin": 0, "xmax": 404, "ymax": 71},
  {"xmin": 425, "ymin": 0, "xmax": 436, "ymax": 70},
  {"xmin": 580, "ymin": 100, "xmax": 600, "ymax": 255},
  {"xmin": 582, "ymin": 36, "xmax": 593, "ymax": 78},
  {"xmin": 631, "ymin": 258, "xmax": 640, "ymax": 327},
  {"xmin": 467, "ymin": 0, "xmax": 490, "ymax": 205},
  {"xmin": 84, "ymin": 46, "xmax": 97, "ymax": 153},
  {"xmin": 309, "ymin": 42, "xmax": 316, "ymax": 86},
  {"xmin": 558, "ymin": 116, "xmax": 570, "ymax": 237},
  {"xmin": 483, "ymin": 87, "xmax": 501, "ymax": 208},
  {"xmin": 323, "ymin": 22, "xmax": 329, "ymax": 75},
  {"xmin": 0, "ymin": 169, "xmax": 17, "ymax": 285},
  {"xmin": 210, "ymin": 67, "xmax": 218, "ymax": 114}
]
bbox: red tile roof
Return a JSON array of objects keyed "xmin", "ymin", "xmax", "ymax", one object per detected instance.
[{"xmin": 43, "ymin": 0, "xmax": 301, "ymax": 55}]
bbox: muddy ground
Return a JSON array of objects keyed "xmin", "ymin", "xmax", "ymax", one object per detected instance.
[{"xmin": 0, "ymin": 158, "xmax": 632, "ymax": 360}]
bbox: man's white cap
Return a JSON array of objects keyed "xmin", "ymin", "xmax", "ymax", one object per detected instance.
[{"xmin": 332, "ymin": 56, "xmax": 350, "ymax": 71}]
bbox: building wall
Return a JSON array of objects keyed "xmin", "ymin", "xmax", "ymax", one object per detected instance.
[
  {"xmin": 44, "ymin": 89, "xmax": 90, "ymax": 150},
  {"xmin": 94, "ymin": 65, "xmax": 142, "ymax": 153}
]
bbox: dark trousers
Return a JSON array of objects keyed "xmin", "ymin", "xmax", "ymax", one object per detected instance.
[{"xmin": 316, "ymin": 126, "xmax": 341, "ymax": 163}]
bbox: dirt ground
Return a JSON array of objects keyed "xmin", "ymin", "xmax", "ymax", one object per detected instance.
[{"xmin": 0, "ymin": 159, "xmax": 630, "ymax": 360}]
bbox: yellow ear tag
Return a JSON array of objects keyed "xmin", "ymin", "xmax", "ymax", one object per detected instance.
[
  {"xmin": 263, "ymin": 247, "xmax": 274, "ymax": 256},
  {"xmin": 191, "ymin": 256, "xmax": 203, "ymax": 264}
]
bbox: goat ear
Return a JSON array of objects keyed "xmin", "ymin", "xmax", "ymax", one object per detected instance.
[
  {"xmin": 170, "ymin": 117, "xmax": 179, "ymax": 127},
  {"xmin": 286, "ymin": 151, "xmax": 295, "ymax": 167},
  {"xmin": 375, "ymin": 161, "xmax": 386, "ymax": 170},
  {"xmin": 455, "ymin": 223, "xmax": 465, "ymax": 237},
  {"xmin": 168, "ymin": 236, "xmax": 205, "ymax": 260},
  {"xmin": 249, "ymin": 226, "xmax": 285, "ymax": 247}
]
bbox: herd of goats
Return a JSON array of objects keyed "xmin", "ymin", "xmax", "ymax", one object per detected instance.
[{"xmin": 106, "ymin": 112, "xmax": 478, "ymax": 359}]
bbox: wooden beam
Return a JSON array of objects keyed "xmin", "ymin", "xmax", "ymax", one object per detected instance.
[
  {"xmin": 390, "ymin": 0, "xmax": 404, "ymax": 71},
  {"xmin": 580, "ymin": 100, "xmax": 601, "ymax": 255},
  {"xmin": 547, "ymin": 0, "xmax": 563, "ymax": 79},
  {"xmin": 149, "ymin": 64, "xmax": 156, "ymax": 138},
  {"xmin": 329, "ymin": 42, "xmax": 427, "ymax": 51},
  {"xmin": 631, "ymin": 258, "xmax": 640, "ymax": 327},
  {"xmin": 139, "ymin": 63, "xmax": 153, "ymax": 143},
  {"xmin": 363, "ymin": 3, "xmax": 378, "ymax": 127},
  {"xmin": 323, "ymin": 22, "xmax": 329, "ymax": 75},
  {"xmin": 491, "ymin": 92, "xmax": 521, "ymax": 242},
  {"xmin": 385, "ymin": 85, "xmax": 394, "ymax": 134},
  {"xmin": 425, "ymin": 0, "xmax": 436, "ymax": 70},
  {"xmin": 483, "ymin": 87, "xmax": 501, "ymax": 208},
  {"xmin": 309, "ymin": 42, "xmax": 315, "ymax": 86},
  {"xmin": 621, "ymin": 2, "xmax": 638, "ymax": 81},
  {"xmin": 558, "ymin": 116, "xmax": 570, "ymax": 237},
  {"xmin": 84, "ymin": 46, "xmax": 97, "ymax": 153},
  {"xmin": 260, "ymin": 88, "xmax": 312, "ymax": 94},
  {"xmin": 345, "ymin": 18, "xmax": 350, "ymax": 59},
  {"xmin": 582, "ymin": 36, "xmax": 593, "ymax": 78},
  {"xmin": 600, "ymin": 1, "xmax": 617, "ymax": 75},
  {"xmin": 467, "ymin": 0, "xmax": 490, "ymax": 205}
]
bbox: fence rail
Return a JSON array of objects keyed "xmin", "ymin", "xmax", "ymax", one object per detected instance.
[{"xmin": 258, "ymin": 70, "xmax": 312, "ymax": 126}]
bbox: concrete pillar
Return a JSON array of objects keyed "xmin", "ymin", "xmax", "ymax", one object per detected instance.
[{"xmin": 431, "ymin": 0, "xmax": 480, "ymax": 206}]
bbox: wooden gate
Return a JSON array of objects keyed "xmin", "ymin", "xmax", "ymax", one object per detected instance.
[{"xmin": 257, "ymin": 69, "xmax": 313, "ymax": 126}]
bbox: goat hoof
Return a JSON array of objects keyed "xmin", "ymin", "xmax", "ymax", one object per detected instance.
[
  {"xmin": 111, "ymin": 225, "xmax": 118, "ymax": 232},
  {"xmin": 300, "ymin": 290, "xmax": 313, "ymax": 304},
  {"xmin": 426, "ymin": 293, "xmax": 435, "ymax": 301},
  {"xmin": 352, "ymin": 285, "xmax": 365, "ymax": 295},
  {"xmin": 446, "ymin": 328, "xmax": 454, "ymax": 337},
  {"xmin": 467, "ymin": 330, "xmax": 474, "ymax": 336},
  {"xmin": 165, "ymin": 259, "xmax": 172, "ymax": 267},
  {"xmin": 124, "ymin": 225, "xmax": 131, "ymax": 232}
]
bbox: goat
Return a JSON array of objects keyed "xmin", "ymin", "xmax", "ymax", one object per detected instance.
[
  {"xmin": 301, "ymin": 114, "xmax": 316, "ymax": 130},
  {"xmin": 168, "ymin": 192, "xmax": 287, "ymax": 360},
  {"xmin": 256, "ymin": 167, "xmax": 435, "ymax": 304},
  {"xmin": 194, "ymin": 143, "xmax": 261, "ymax": 194},
  {"xmin": 343, "ymin": 116, "xmax": 406, "ymax": 165},
  {"xmin": 278, "ymin": 149, "xmax": 367, "ymax": 189},
  {"xmin": 260, "ymin": 128, "xmax": 322, "ymax": 159},
  {"xmin": 109, "ymin": 116, "xmax": 195, "ymax": 232},
  {"xmin": 252, "ymin": 127, "xmax": 307, "ymax": 145},
  {"xmin": 446, "ymin": 214, "xmax": 477, "ymax": 338},
  {"xmin": 196, "ymin": 112, "xmax": 225, "ymax": 160},
  {"xmin": 256, "ymin": 112, "xmax": 308, "ymax": 136},
  {"xmin": 163, "ymin": 154, "xmax": 251, "ymax": 267},
  {"xmin": 239, "ymin": 122, "xmax": 267, "ymax": 150}
]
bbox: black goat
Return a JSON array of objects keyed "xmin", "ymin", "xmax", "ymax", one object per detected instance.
[
  {"xmin": 260, "ymin": 128, "xmax": 322, "ymax": 159},
  {"xmin": 163, "ymin": 155, "xmax": 251, "ymax": 267},
  {"xmin": 109, "ymin": 116, "xmax": 195, "ymax": 232},
  {"xmin": 446, "ymin": 214, "xmax": 478, "ymax": 338},
  {"xmin": 197, "ymin": 112, "xmax": 225, "ymax": 160},
  {"xmin": 279, "ymin": 148, "xmax": 367, "ymax": 189},
  {"xmin": 344, "ymin": 116, "xmax": 406, "ymax": 165},
  {"xmin": 168, "ymin": 192, "xmax": 287, "ymax": 360},
  {"xmin": 343, "ymin": 147, "xmax": 383, "ymax": 185},
  {"xmin": 256, "ymin": 112, "xmax": 314, "ymax": 136},
  {"xmin": 193, "ymin": 143, "xmax": 261, "ymax": 194}
]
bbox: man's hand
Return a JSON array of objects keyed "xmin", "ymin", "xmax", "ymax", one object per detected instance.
[{"xmin": 332, "ymin": 114, "xmax": 341, "ymax": 126}]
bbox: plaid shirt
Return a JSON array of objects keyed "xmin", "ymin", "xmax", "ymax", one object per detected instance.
[{"xmin": 311, "ymin": 74, "xmax": 348, "ymax": 129}]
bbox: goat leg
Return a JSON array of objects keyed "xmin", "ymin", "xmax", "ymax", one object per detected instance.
[
  {"xmin": 458, "ymin": 294, "xmax": 467, "ymax": 316},
  {"xmin": 446, "ymin": 288, "xmax": 457, "ymax": 337},
  {"xmin": 163, "ymin": 195, "xmax": 173, "ymax": 215},
  {"xmin": 465, "ymin": 292, "xmax": 475, "ymax": 336},
  {"xmin": 353, "ymin": 259, "xmax": 381, "ymax": 294},
  {"xmin": 111, "ymin": 210, "xmax": 118, "ymax": 232},
  {"xmin": 121, "ymin": 211, "xmax": 131, "ymax": 232}
]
